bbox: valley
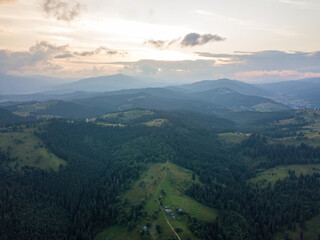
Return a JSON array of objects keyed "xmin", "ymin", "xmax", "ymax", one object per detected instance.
[{"xmin": 1, "ymin": 76, "xmax": 320, "ymax": 240}]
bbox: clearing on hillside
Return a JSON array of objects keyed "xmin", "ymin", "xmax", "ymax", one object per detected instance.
[
  {"xmin": 95, "ymin": 162, "xmax": 218, "ymax": 240},
  {"xmin": 0, "ymin": 126, "xmax": 66, "ymax": 171},
  {"xmin": 251, "ymin": 164, "xmax": 320, "ymax": 185},
  {"xmin": 99, "ymin": 109, "xmax": 154, "ymax": 122}
]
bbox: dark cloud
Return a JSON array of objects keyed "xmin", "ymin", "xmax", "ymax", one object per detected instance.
[
  {"xmin": 195, "ymin": 50, "xmax": 320, "ymax": 71},
  {"xmin": 144, "ymin": 38, "xmax": 180, "ymax": 50},
  {"xmin": 54, "ymin": 53, "xmax": 74, "ymax": 58},
  {"xmin": 0, "ymin": 0, "xmax": 18, "ymax": 4},
  {"xmin": 144, "ymin": 33, "xmax": 225, "ymax": 49},
  {"xmin": 180, "ymin": 33, "xmax": 226, "ymax": 47},
  {"xmin": 73, "ymin": 46, "xmax": 127, "ymax": 57},
  {"xmin": 42, "ymin": 0, "xmax": 83, "ymax": 22},
  {"xmin": 73, "ymin": 50, "xmax": 95, "ymax": 57},
  {"xmin": 144, "ymin": 40, "xmax": 167, "ymax": 49},
  {"xmin": 113, "ymin": 50, "xmax": 320, "ymax": 81}
]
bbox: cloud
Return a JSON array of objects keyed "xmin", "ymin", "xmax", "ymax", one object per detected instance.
[
  {"xmin": 0, "ymin": 41, "xmax": 71, "ymax": 73},
  {"xmin": 112, "ymin": 50, "xmax": 320, "ymax": 82},
  {"xmin": 180, "ymin": 33, "xmax": 226, "ymax": 47},
  {"xmin": 54, "ymin": 53, "xmax": 74, "ymax": 58},
  {"xmin": 42, "ymin": 0, "xmax": 83, "ymax": 22},
  {"xmin": 144, "ymin": 38, "xmax": 180, "ymax": 50},
  {"xmin": 0, "ymin": 0, "xmax": 18, "ymax": 4},
  {"xmin": 0, "ymin": 42, "xmax": 128, "ymax": 76},
  {"xmin": 73, "ymin": 46, "xmax": 127, "ymax": 57},
  {"xmin": 144, "ymin": 33, "xmax": 225, "ymax": 49},
  {"xmin": 144, "ymin": 40, "xmax": 167, "ymax": 49}
]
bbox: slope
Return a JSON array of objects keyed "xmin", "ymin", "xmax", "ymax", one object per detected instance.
[
  {"xmin": 60, "ymin": 74, "xmax": 148, "ymax": 92},
  {"xmin": 95, "ymin": 162, "xmax": 218, "ymax": 240},
  {"xmin": 174, "ymin": 78, "xmax": 270, "ymax": 96},
  {"xmin": 192, "ymin": 88, "xmax": 287, "ymax": 111}
]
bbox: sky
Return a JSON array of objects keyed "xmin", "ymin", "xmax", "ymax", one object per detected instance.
[{"xmin": 0, "ymin": 0, "xmax": 320, "ymax": 82}]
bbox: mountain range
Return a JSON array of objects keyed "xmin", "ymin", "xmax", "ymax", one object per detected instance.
[{"xmin": 1, "ymin": 74, "xmax": 320, "ymax": 120}]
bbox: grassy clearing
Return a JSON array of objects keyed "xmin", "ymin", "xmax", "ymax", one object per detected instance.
[
  {"xmin": 251, "ymin": 164, "xmax": 320, "ymax": 185},
  {"xmin": 143, "ymin": 119, "xmax": 167, "ymax": 127},
  {"xmin": 252, "ymin": 102, "xmax": 287, "ymax": 112},
  {"xmin": 96, "ymin": 122, "xmax": 125, "ymax": 127},
  {"xmin": 95, "ymin": 162, "xmax": 218, "ymax": 240},
  {"xmin": 273, "ymin": 214, "xmax": 320, "ymax": 240},
  {"xmin": 100, "ymin": 109, "xmax": 154, "ymax": 122},
  {"xmin": 218, "ymin": 132, "xmax": 247, "ymax": 144},
  {"xmin": 0, "ymin": 127, "xmax": 66, "ymax": 171},
  {"xmin": 269, "ymin": 110, "xmax": 320, "ymax": 147},
  {"xmin": 15, "ymin": 101, "xmax": 58, "ymax": 114},
  {"xmin": 271, "ymin": 136, "xmax": 320, "ymax": 147}
]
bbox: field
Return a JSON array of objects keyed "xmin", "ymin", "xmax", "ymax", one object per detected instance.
[
  {"xmin": 99, "ymin": 109, "xmax": 154, "ymax": 122},
  {"xmin": 143, "ymin": 119, "xmax": 167, "ymax": 127},
  {"xmin": 251, "ymin": 164, "xmax": 320, "ymax": 185},
  {"xmin": 270, "ymin": 110, "xmax": 320, "ymax": 147},
  {"xmin": 12, "ymin": 101, "xmax": 58, "ymax": 117},
  {"xmin": 0, "ymin": 126, "xmax": 66, "ymax": 171},
  {"xmin": 95, "ymin": 162, "xmax": 218, "ymax": 240},
  {"xmin": 218, "ymin": 132, "xmax": 248, "ymax": 144}
]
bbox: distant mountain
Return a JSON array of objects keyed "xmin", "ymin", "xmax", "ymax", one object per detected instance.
[
  {"xmin": 172, "ymin": 78, "xmax": 270, "ymax": 96},
  {"xmin": 0, "ymin": 91, "xmax": 103, "ymax": 104},
  {"xmin": 300, "ymin": 77, "xmax": 320, "ymax": 84},
  {"xmin": 192, "ymin": 88, "xmax": 287, "ymax": 111},
  {"xmin": 0, "ymin": 74, "xmax": 59, "ymax": 95},
  {"xmin": 73, "ymin": 92, "xmax": 227, "ymax": 115},
  {"xmin": 6, "ymin": 101, "xmax": 103, "ymax": 119},
  {"xmin": 257, "ymin": 80, "xmax": 320, "ymax": 96},
  {"xmin": 90, "ymin": 87, "xmax": 190, "ymax": 100},
  {"xmin": 257, "ymin": 78, "xmax": 320, "ymax": 108},
  {"xmin": 59, "ymin": 74, "xmax": 170, "ymax": 93},
  {"xmin": 6, "ymin": 84, "xmax": 289, "ymax": 119}
]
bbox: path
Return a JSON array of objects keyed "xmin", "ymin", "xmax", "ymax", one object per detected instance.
[{"xmin": 156, "ymin": 162, "xmax": 182, "ymax": 240}]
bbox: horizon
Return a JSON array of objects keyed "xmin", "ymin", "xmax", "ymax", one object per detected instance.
[
  {"xmin": 2, "ymin": 72, "xmax": 320, "ymax": 86},
  {"xmin": 0, "ymin": 0, "xmax": 320, "ymax": 82}
]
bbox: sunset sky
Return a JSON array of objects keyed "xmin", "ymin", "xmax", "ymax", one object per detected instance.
[{"xmin": 0, "ymin": 0, "xmax": 320, "ymax": 82}]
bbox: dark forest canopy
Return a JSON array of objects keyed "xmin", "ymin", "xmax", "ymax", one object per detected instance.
[{"xmin": 0, "ymin": 110, "xmax": 320, "ymax": 240}]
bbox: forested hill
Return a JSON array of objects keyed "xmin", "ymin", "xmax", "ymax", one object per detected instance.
[{"xmin": 1, "ymin": 112, "xmax": 320, "ymax": 240}]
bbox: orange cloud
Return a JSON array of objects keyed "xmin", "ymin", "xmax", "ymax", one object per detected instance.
[{"xmin": 0, "ymin": 0, "xmax": 18, "ymax": 4}]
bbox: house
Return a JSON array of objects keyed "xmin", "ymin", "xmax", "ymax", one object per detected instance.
[
  {"xmin": 165, "ymin": 209, "xmax": 172, "ymax": 214},
  {"xmin": 142, "ymin": 226, "xmax": 148, "ymax": 232},
  {"xmin": 171, "ymin": 215, "xmax": 175, "ymax": 220}
]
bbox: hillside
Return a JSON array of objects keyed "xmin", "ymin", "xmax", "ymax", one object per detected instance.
[
  {"xmin": 1, "ymin": 110, "xmax": 320, "ymax": 240},
  {"xmin": 192, "ymin": 88, "xmax": 287, "ymax": 111},
  {"xmin": 0, "ymin": 108, "xmax": 32, "ymax": 124},
  {"xmin": 0, "ymin": 74, "xmax": 57, "ymax": 95},
  {"xmin": 174, "ymin": 78, "xmax": 270, "ymax": 96},
  {"xmin": 60, "ymin": 74, "xmax": 150, "ymax": 92},
  {"xmin": 95, "ymin": 162, "xmax": 218, "ymax": 240},
  {"xmin": 258, "ymin": 79, "xmax": 320, "ymax": 108}
]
